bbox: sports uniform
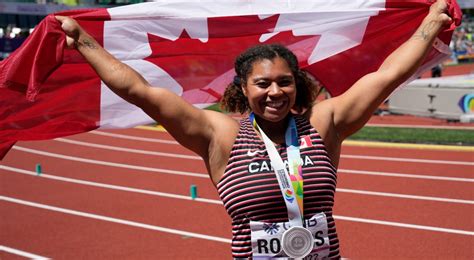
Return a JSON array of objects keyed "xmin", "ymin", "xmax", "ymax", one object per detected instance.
[{"xmin": 217, "ymin": 115, "xmax": 340, "ymax": 259}]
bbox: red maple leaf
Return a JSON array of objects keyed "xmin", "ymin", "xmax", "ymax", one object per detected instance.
[{"xmin": 145, "ymin": 15, "xmax": 320, "ymax": 103}]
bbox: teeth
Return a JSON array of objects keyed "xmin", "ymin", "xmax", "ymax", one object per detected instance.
[{"xmin": 266, "ymin": 101, "xmax": 284, "ymax": 108}]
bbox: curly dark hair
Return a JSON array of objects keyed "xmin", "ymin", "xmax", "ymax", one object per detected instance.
[{"xmin": 221, "ymin": 44, "xmax": 320, "ymax": 114}]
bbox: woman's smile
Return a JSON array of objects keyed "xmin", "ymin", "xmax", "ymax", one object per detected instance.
[
  {"xmin": 264, "ymin": 100, "xmax": 285, "ymax": 110},
  {"xmin": 243, "ymin": 57, "xmax": 297, "ymax": 123}
]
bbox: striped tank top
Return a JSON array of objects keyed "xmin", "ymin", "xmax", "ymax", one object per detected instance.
[{"xmin": 217, "ymin": 115, "xmax": 340, "ymax": 259}]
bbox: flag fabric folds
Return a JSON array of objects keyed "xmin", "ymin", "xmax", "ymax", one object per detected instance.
[{"xmin": 0, "ymin": 0, "xmax": 462, "ymax": 159}]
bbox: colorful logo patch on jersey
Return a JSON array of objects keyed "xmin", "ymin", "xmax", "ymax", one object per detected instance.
[
  {"xmin": 458, "ymin": 94, "xmax": 474, "ymax": 113},
  {"xmin": 284, "ymin": 189, "xmax": 295, "ymax": 203}
]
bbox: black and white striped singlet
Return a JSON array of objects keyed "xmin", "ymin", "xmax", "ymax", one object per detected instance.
[{"xmin": 217, "ymin": 115, "xmax": 340, "ymax": 259}]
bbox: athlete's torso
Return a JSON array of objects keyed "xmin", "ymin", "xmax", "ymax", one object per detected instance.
[{"xmin": 217, "ymin": 115, "xmax": 341, "ymax": 259}]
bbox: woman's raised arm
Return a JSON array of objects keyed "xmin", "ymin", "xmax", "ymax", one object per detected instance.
[
  {"xmin": 55, "ymin": 16, "xmax": 238, "ymax": 162},
  {"xmin": 312, "ymin": 0, "xmax": 453, "ymax": 142}
]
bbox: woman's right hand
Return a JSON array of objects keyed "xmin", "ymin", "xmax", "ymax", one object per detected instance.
[{"xmin": 55, "ymin": 16, "xmax": 82, "ymax": 49}]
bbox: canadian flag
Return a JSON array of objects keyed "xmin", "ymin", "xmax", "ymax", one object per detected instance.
[{"xmin": 0, "ymin": 0, "xmax": 462, "ymax": 158}]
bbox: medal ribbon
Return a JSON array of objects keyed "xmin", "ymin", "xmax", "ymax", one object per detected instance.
[{"xmin": 250, "ymin": 113, "xmax": 304, "ymax": 226}]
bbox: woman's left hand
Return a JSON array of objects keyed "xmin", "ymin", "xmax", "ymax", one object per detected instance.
[{"xmin": 427, "ymin": 0, "xmax": 453, "ymax": 28}]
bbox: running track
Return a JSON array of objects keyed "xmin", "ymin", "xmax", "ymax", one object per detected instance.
[{"xmin": 1, "ymin": 125, "xmax": 473, "ymax": 259}]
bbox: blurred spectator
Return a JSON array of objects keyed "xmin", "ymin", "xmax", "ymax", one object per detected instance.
[
  {"xmin": 450, "ymin": 14, "xmax": 474, "ymax": 63},
  {"xmin": 56, "ymin": 0, "xmax": 79, "ymax": 6},
  {"xmin": 431, "ymin": 64, "xmax": 442, "ymax": 77}
]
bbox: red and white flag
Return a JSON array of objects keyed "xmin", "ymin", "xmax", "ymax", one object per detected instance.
[{"xmin": 0, "ymin": 0, "xmax": 462, "ymax": 158}]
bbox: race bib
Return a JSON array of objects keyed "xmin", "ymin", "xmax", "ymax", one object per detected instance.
[{"xmin": 250, "ymin": 213, "xmax": 330, "ymax": 259}]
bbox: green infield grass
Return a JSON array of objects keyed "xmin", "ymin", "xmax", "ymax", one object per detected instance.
[
  {"xmin": 349, "ymin": 127, "xmax": 474, "ymax": 146},
  {"xmin": 204, "ymin": 104, "xmax": 473, "ymax": 146}
]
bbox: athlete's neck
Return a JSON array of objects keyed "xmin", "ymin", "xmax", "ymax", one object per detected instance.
[{"xmin": 254, "ymin": 114, "xmax": 290, "ymax": 144}]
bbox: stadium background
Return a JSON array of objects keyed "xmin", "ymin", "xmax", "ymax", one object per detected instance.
[{"xmin": 0, "ymin": 1, "xmax": 473, "ymax": 259}]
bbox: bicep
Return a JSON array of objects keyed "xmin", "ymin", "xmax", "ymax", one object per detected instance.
[
  {"xmin": 136, "ymin": 87, "xmax": 217, "ymax": 158},
  {"xmin": 331, "ymin": 70, "xmax": 399, "ymax": 139}
]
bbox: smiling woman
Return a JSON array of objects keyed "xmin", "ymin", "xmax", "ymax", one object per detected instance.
[
  {"xmin": 222, "ymin": 44, "xmax": 319, "ymax": 117},
  {"xmin": 54, "ymin": 0, "xmax": 454, "ymax": 258},
  {"xmin": 244, "ymin": 58, "xmax": 296, "ymax": 122},
  {"xmin": 221, "ymin": 44, "xmax": 320, "ymax": 143}
]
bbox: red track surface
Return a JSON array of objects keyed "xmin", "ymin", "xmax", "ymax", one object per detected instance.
[{"xmin": 1, "ymin": 121, "xmax": 473, "ymax": 259}]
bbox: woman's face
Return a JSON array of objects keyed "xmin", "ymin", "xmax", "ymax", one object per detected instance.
[{"xmin": 242, "ymin": 57, "xmax": 296, "ymax": 123}]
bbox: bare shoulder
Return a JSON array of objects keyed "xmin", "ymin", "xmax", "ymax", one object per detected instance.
[
  {"xmin": 308, "ymin": 99, "xmax": 342, "ymax": 167},
  {"xmin": 202, "ymin": 110, "xmax": 240, "ymax": 185},
  {"xmin": 308, "ymin": 100, "xmax": 335, "ymax": 141}
]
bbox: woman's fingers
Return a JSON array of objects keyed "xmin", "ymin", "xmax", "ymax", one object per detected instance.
[
  {"xmin": 55, "ymin": 15, "xmax": 81, "ymax": 48},
  {"xmin": 55, "ymin": 16, "xmax": 79, "ymax": 35},
  {"xmin": 429, "ymin": 0, "xmax": 453, "ymax": 27}
]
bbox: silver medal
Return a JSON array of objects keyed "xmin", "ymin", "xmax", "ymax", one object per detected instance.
[{"xmin": 281, "ymin": 226, "xmax": 314, "ymax": 258}]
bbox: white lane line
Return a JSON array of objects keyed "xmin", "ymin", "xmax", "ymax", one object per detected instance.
[
  {"xmin": 12, "ymin": 146, "xmax": 208, "ymax": 179},
  {"xmin": 338, "ymin": 169, "xmax": 474, "ymax": 182},
  {"xmin": 91, "ymin": 130, "xmax": 178, "ymax": 144},
  {"xmin": 0, "ymin": 165, "xmax": 221, "ymax": 205},
  {"xmin": 12, "ymin": 145, "xmax": 472, "ymax": 183},
  {"xmin": 2, "ymin": 194, "xmax": 473, "ymax": 237},
  {"xmin": 58, "ymin": 137, "xmax": 472, "ymax": 166},
  {"xmin": 2, "ymin": 165, "xmax": 473, "ymax": 207},
  {"xmin": 90, "ymin": 131, "xmax": 472, "ymax": 166},
  {"xmin": 0, "ymin": 245, "xmax": 49, "ymax": 259},
  {"xmin": 337, "ymin": 188, "xmax": 474, "ymax": 205},
  {"xmin": 0, "ymin": 195, "xmax": 231, "ymax": 244},
  {"xmin": 55, "ymin": 138, "xmax": 201, "ymax": 160},
  {"xmin": 341, "ymin": 154, "xmax": 473, "ymax": 166},
  {"xmin": 335, "ymin": 216, "xmax": 474, "ymax": 236}
]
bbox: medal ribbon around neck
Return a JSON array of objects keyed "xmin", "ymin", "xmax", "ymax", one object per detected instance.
[{"xmin": 249, "ymin": 113, "xmax": 304, "ymax": 226}]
